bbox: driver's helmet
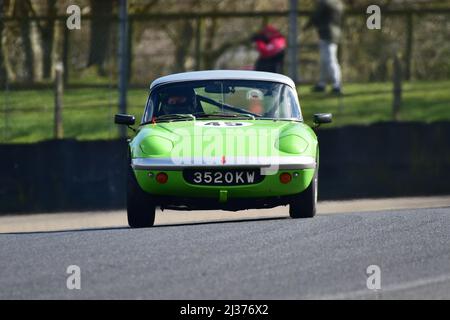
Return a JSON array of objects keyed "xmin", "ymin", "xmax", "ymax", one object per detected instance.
[
  {"xmin": 246, "ymin": 89, "xmax": 264, "ymax": 115},
  {"xmin": 246, "ymin": 89, "xmax": 264, "ymax": 101},
  {"xmin": 160, "ymin": 87, "xmax": 196, "ymax": 115}
]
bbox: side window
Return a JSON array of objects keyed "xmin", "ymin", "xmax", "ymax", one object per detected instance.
[
  {"xmin": 284, "ymin": 89, "xmax": 301, "ymax": 119},
  {"xmin": 143, "ymin": 94, "xmax": 154, "ymax": 123}
]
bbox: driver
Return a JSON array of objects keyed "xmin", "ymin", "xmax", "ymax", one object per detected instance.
[
  {"xmin": 160, "ymin": 87, "xmax": 197, "ymax": 115},
  {"xmin": 246, "ymin": 89, "xmax": 264, "ymax": 115}
]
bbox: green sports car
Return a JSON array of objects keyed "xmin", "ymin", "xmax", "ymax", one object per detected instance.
[{"xmin": 115, "ymin": 70, "xmax": 332, "ymax": 228}]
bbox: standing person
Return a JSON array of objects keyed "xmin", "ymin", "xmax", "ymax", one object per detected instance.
[
  {"xmin": 305, "ymin": 0, "xmax": 344, "ymax": 94},
  {"xmin": 252, "ymin": 25, "xmax": 287, "ymax": 74}
]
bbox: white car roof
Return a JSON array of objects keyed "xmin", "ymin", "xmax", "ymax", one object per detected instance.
[{"xmin": 150, "ymin": 70, "xmax": 296, "ymax": 90}]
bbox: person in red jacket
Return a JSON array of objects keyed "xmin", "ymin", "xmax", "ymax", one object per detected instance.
[{"xmin": 252, "ymin": 25, "xmax": 287, "ymax": 74}]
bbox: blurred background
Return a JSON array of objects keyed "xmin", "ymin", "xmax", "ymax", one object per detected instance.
[
  {"xmin": 0, "ymin": 0, "xmax": 449, "ymax": 142},
  {"xmin": 0, "ymin": 0, "xmax": 449, "ymax": 213}
]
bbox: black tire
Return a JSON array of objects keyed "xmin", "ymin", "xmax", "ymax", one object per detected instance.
[
  {"xmin": 289, "ymin": 167, "xmax": 318, "ymax": 219},
  {"xmin": 127, "ymin": 166, "xmax": 156, "ymax": 228}
]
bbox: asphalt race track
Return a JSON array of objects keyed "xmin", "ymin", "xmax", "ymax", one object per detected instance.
[{"xmin": 0, "ymin": 198, "xmax": 450, "ymax": 299}]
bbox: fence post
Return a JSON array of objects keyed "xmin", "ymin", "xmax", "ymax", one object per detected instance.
[
  {"xmin": 128, "ymin": 17, "xmax": 133, "ymax": 81},
  {"xmin": 393, "ymin": 52, "xmax": 402, "ymax": 121},
  {"xmin": 118, "ymin": 0, "xmax": 129, "ymax": 138},
  {"xmin": 54, "ymin": 62, "xmax": 64, "ymax": 139},
  {"xmin": 404, "ymin": 13, "xmax": 413, "ymax": 81},
  {"xmin": 288, "ymin": 0, "xmax": 299, "ymax": 83},
  {"xmin": 62, "ymin": 23, "xmax": 69, "ymax": 85}
]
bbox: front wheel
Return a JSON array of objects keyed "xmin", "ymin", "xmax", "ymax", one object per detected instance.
[
  {"xmin": 289, "ymin": 168, "xmax": 318, "ymax": 219},
  {"xmin": 127, "ymin": 166, "xmax": 156, "ymax": 228}
]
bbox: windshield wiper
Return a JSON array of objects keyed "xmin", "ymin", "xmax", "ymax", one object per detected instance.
[
  {"xmin": 142, "ymin": 114, "xmax": 196, "ymax": 124},
  {"xmin": 255, "ymin": 117, "xmax": 301, "ymax": 122},
  {"xmin": 195, "ymin": 112, "xmax": 255, "ymax": 120}
]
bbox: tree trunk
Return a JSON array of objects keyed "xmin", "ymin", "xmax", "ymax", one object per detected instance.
[
  {"xmin": 201, "ymin": 17, "xmax": 248, "ymax": 71},
  {"xmin": 30, "ymin": 21, "xmax": 43, "ymax": 81},
  {"xmin": 173, "ymin": 20, "xmax": 194, "ymax": 72},
  {"xmin": 41, "ymin": 0, "xmax": 57, "ymax": 79},
  {"xmin": 0, "ymin": 0, "xmax": 7, "ymax": 86},
  {"xmin": 17, "ymin": 0, "xmax": 34, "ymax": 83},
  {"xmin": 88, "ymin": 0, "xmax": 115, "ymax": 76},
  {"xmin": 202, "ymin": 18, "xmax": 218, "ymax": 70}
]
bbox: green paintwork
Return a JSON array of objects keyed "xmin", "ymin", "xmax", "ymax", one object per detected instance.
[
  {"xmin": 131, "ymin": 120, "xmax": 317, "ymax": 159},
  {"xmin": 129, "ymin": 119, "xmax": 318, "ymax": 200},
  {"xmin": 135, "ymin": 169, "xmax": 315, "ymax": 199}
]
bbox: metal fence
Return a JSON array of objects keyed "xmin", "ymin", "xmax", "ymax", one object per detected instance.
[
  {"xmin": 2, "ymin": 8, "xmax": 450, "ymax": 85},
  {"xmin": 1, "ymin": 8, "xmax": 450, "ymax": 142}
]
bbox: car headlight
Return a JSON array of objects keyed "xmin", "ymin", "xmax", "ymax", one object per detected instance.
[
  {"xmin": 139, "ymin": 136, "xmax": 173, "ymax": 156},
  {"xmin": 276, "ymin": 135, "xmax": 308, "ymax": 154}
]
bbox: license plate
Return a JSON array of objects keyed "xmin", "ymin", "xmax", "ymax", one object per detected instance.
[{"xmin": 183, "ymin": 169, "xmax": 264, "ymax": 186}]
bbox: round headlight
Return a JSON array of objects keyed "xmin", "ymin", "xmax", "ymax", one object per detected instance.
[
  {"xmin": 140, "ymin": 136, "xmax": 173, "ymax": 156},
  {"xmin": 276, "ymin": 135, "xmax": 308, "ymax": 154}
]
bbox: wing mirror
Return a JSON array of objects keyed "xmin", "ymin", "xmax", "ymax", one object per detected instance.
[
  {"xmin": 115, "ymin": 114, "xmax": 137, "ymax": 132},
  {"xmin": 115, "ymin": 114, "xmax": 136, "ymax": 126},
  {"xmin": 313, "ymin": 113, "xmax": 332, "ymax": 125}
]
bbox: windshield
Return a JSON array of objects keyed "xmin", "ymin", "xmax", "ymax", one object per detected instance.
[{"xmin": 143, "ymin": 80, "xmax": 302, "ymax": 123}]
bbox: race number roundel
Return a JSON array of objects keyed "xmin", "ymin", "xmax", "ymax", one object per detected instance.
[{"xmin": 195, "ymin": 121, "xmax": 253, "ymax": 127}]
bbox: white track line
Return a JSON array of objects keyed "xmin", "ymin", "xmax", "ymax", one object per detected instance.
[{"xmin": 312, "ymin": 274, "xmax": 450, "ymax": 300}]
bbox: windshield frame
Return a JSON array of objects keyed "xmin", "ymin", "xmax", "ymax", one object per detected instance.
[{"xmin": 141, "ymin": 80, "xmax": 303, "ymax": 125}]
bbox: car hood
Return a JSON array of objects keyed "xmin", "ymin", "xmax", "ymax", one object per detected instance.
[
  {"xmin": 131, "ymin": 120, "xmax": 317, "ymax": 158},
  {"xmin": 143, "ymin": 120, "xmax": 312, "ymax": 136}
]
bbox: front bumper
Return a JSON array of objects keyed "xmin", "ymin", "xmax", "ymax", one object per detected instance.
[
  {"xmin": 133, "ymin": 157, "xmax": 316, "ymax": 200},
  {"xmin": 131, "ymin": 156, "xmax": 316, "ymax": 170}
]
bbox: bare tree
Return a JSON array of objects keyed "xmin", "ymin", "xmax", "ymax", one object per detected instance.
[
  {"xmin": 201, "ymin": 0, "xmax": 261, "ymax": 70},
  {"xmin": 13, "ymin": 0, "xmax": 34, "ymax": 83},
  {"xmin": 22, "ymin": 0, "xmax": 58, "ymax": 80},
  {"xmin": 41, "ymin": 0, "xmax": 57, "ymax": 79},
  {"xmin": 164, "ymin": 20, "xmax": 194, "ymax": 73},
  {"xmin": 88, "ymin": 0, "xmax": 116, "ymax": 76},
  {"xmin": 161, "ymin": 0, "xmax": 257, "ymax": 72},
  {"xmin": 0, "ymin": 0, "xmax": 6, "ymax": 86}
]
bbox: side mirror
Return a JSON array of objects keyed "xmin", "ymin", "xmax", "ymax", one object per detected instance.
[
  {"xmin": 313, "ymin": 113, "xmax": 332, "ymax": 125},
  {"xmin": 115, "ymin": 114, "xmax": 136, "ymax": 126}
]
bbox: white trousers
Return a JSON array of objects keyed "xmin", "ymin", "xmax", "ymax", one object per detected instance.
[{"xmin": 318, "ymin": 40, "xmax": 342, "ymax": 89}]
